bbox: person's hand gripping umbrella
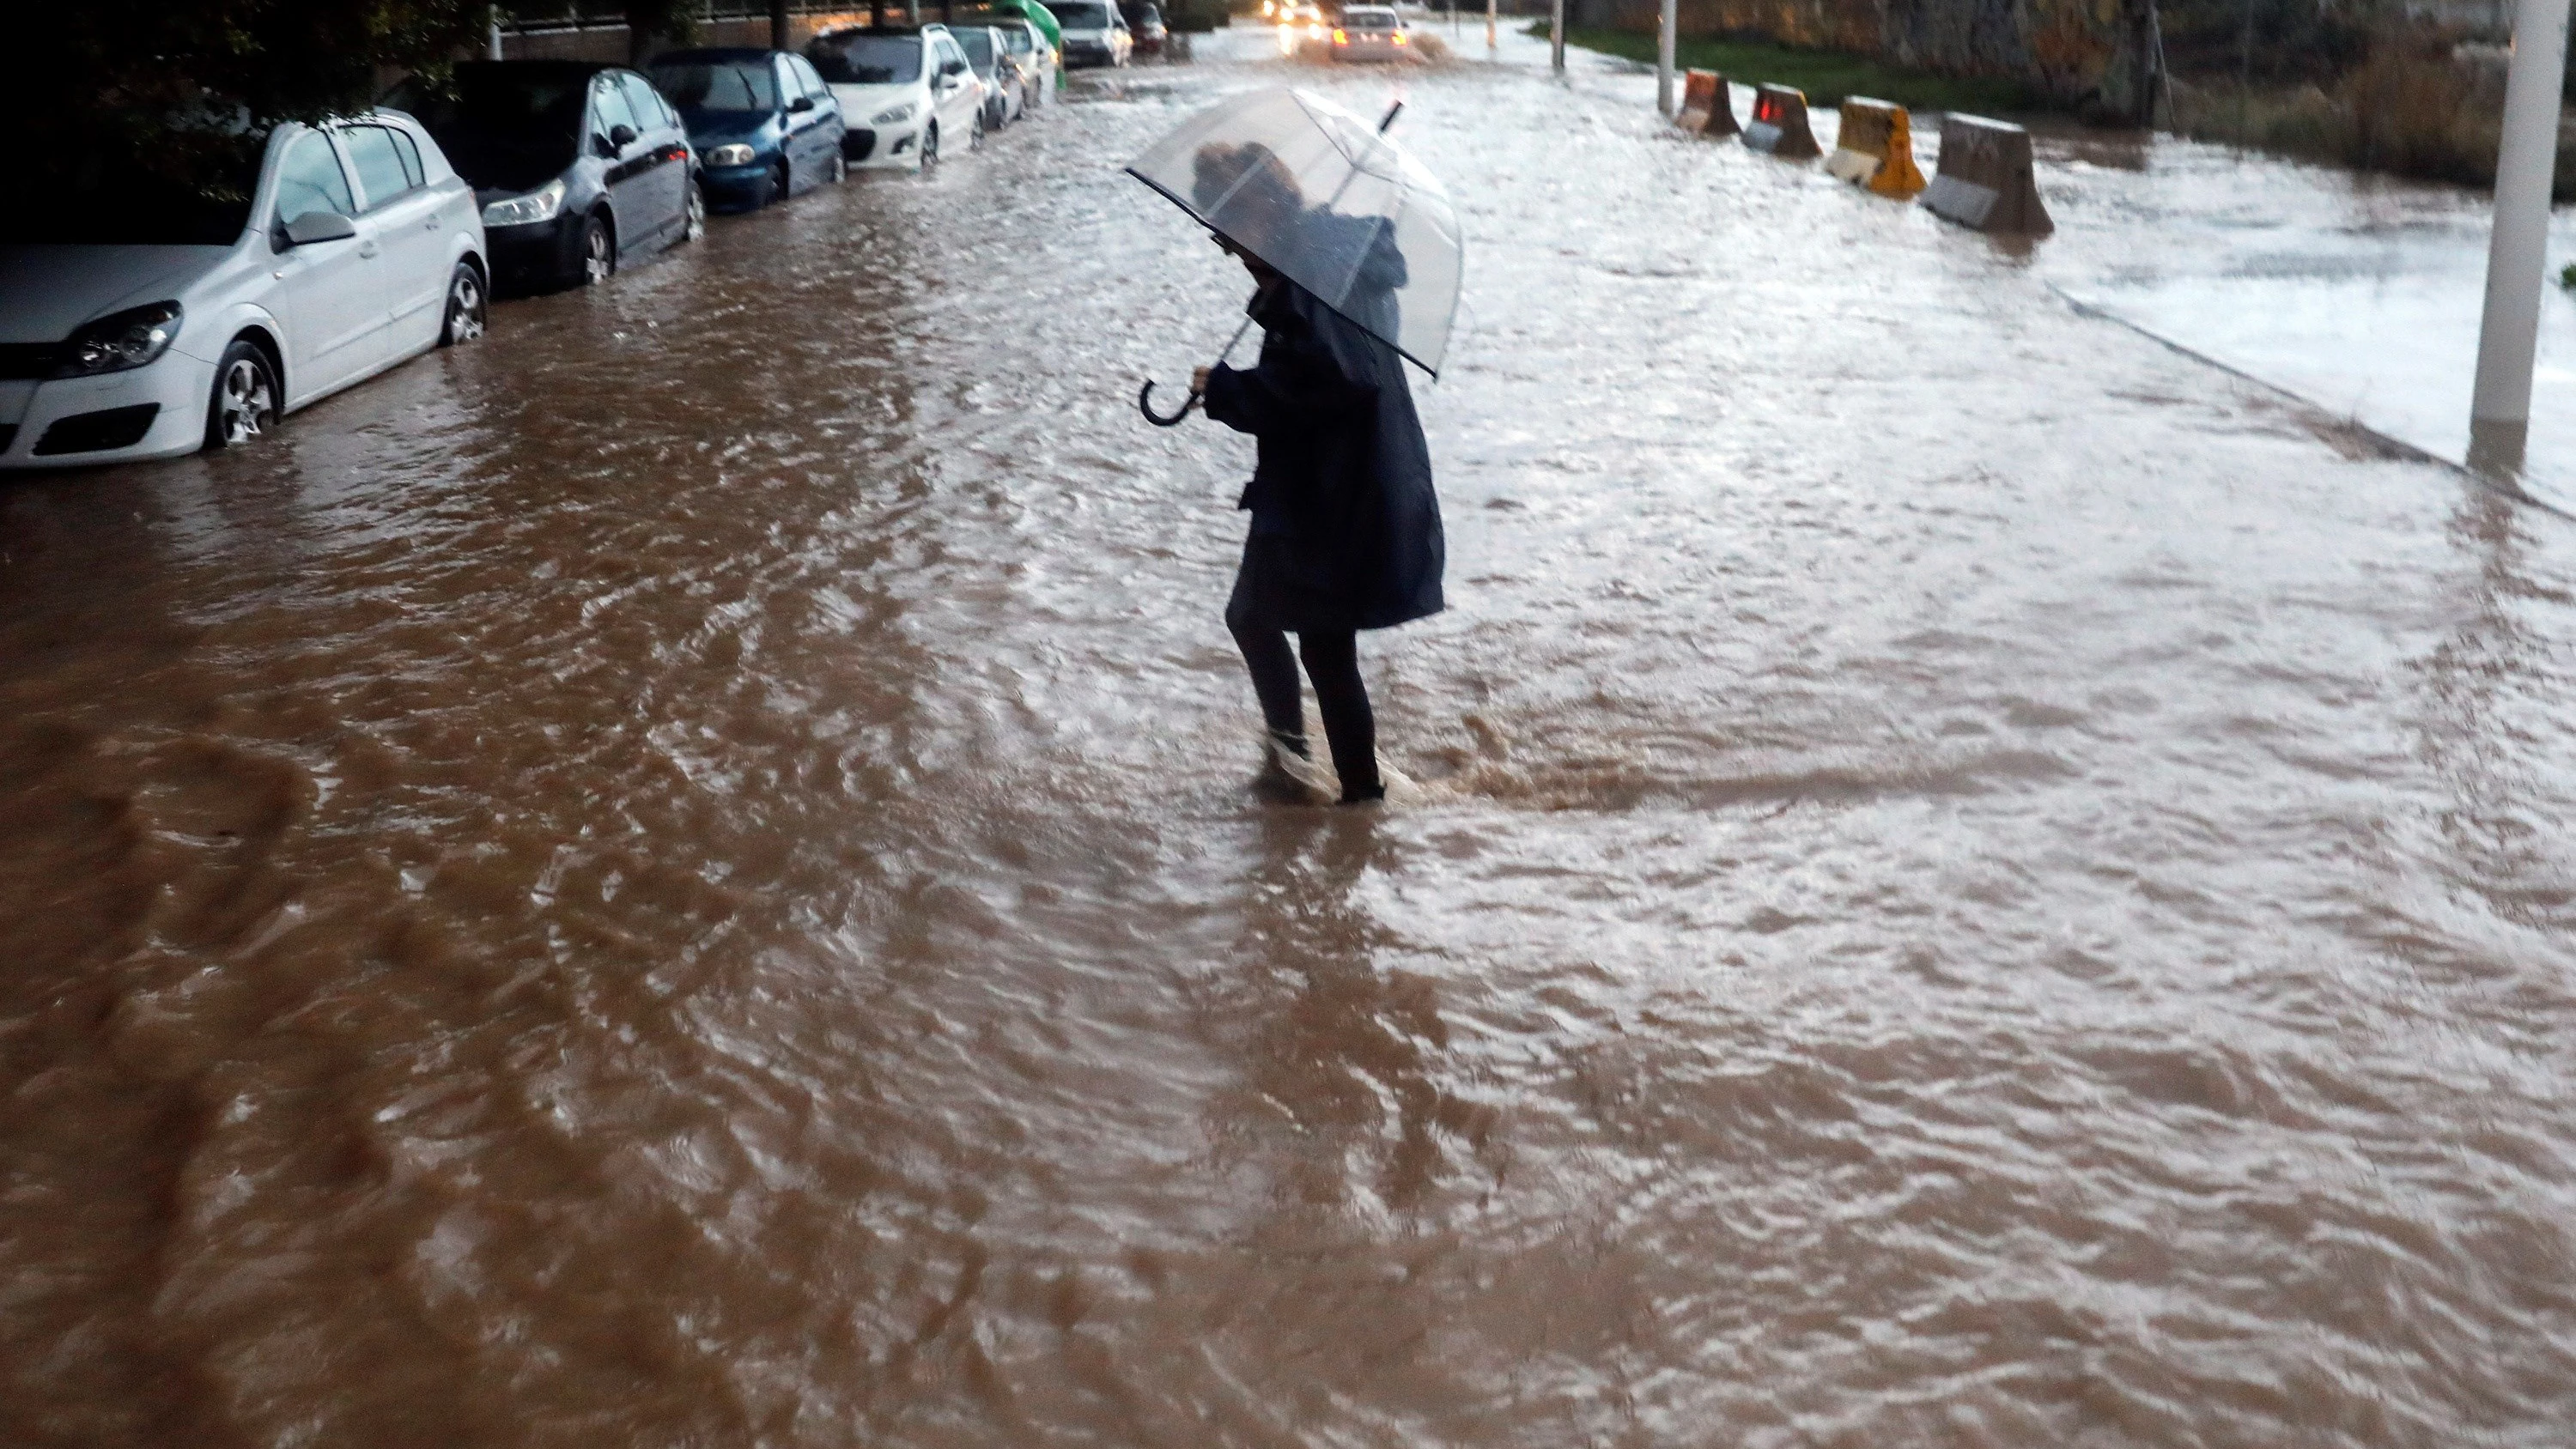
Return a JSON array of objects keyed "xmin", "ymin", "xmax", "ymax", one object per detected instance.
[{"xmin": 1127, "ymin": 88, "xmax": 1462, "ymax": 425}]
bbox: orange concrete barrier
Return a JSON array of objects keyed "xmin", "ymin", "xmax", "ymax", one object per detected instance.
[
  {"xmin": 1921, "ymin": 113, "xmax": 2054, "ymax": 235},
  {"xmin": 1674, "ymin": 70, "xmax": 1738, "ymax": 137},
  {"xmin": 1822, "ymin": 96, "xmax": 1926, "ymax": 198},
  {"xmin": 1741, "ymin": 84, "xmax": 1820, "ymax": 161}
]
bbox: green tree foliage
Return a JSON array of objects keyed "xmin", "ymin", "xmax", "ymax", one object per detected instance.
[
  {"xmin": 7, "ymin": 1, "xmax": 701, "ymax": 195},
  {"xmin": 9, "ymin": 0, "xmax": 493, "ymax": 192}
]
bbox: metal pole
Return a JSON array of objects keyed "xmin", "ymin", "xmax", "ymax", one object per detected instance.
[
  {"xmin": 772, "ymin": 0, "xmax": 790, "ymax": 48},
  {"xmin": 1550, "ymin": 0, "xmax": 1565, "ymax": 74},
  {"xmin": 487, "ymin": 6, "xmax": 505, "ymax": 59},
  {"xmin": 2470, "ymin": 0, "xmax": 2574, "ymax": 473},
  {"xmin": 1485, "ymin": 0, "xmax": 1496, "ymax": 51},
  {"xmin": 1656, "ymin": 0, "xmax": 1676, "ymax": 114}
]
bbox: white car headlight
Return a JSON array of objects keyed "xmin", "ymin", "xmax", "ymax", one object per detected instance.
[
  {"xmin": 872, "ymin": 103, "xmax": 917, "ymax": 126},
  {"xmin": 705, "ymin": 143, "xmax": 757, "ymax": 167},
  {"xmin": 481, "ymin": 178, "xmax": 567, "ymax": 227},
  {"xmin": 55, "ymin": 300, "xmax": 182, "ymax": 378}
]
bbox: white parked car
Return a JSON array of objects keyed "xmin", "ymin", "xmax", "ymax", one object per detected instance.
[
  {"xmin": 0, "ymin": 112, "xmax": 487, "ymax": 469},
  {"xmin": 990, "ymin": 18, "xmax": 1059, "ymax": 111},
  {"xmin": 806, "ymin": 24, "xmax": 987, "ymax": 171},
  {"xmin": 1047, "ymin": 1, "xmax": 1133, "ymax": 68}
]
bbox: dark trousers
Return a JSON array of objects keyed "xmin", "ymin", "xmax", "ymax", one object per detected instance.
[{"xmin": 1225, "ymin": 594, "xmax": 1382, "ymax": 803}]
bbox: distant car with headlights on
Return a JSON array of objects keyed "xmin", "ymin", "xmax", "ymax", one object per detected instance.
[
  {"xmin": 0, "ymin": 112, "xmax": 486, "ymax": 469},
  {"xmin": 647, "ymin": 48, "xmax": 846, "ymax": 211},
  {"xmin": 1045, "ymin": 0, "xmax": 1133, "ymax": 67},
  {"xmin": 1331, "ymin": 5, "xmax": 1414, "ymax": 61},
  {"xmin": 1275, "ymin": 3, "xmax": 1330, "ymax": 57},
  {"xmin": 386, "ymin": 61, "xmax": 702, "ymax": 294},
  {"xmin": 808, "ymin": 24, "xmax": 988, "ymax": 170}
]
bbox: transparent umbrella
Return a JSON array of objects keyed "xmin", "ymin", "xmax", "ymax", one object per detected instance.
[{"xmin": 1127, "ymin": 87, "xmax": 1462, "ymax": 425}]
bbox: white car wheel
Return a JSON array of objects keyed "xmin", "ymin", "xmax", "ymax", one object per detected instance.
[
  {"xmin": 205, "ymin": 340, "xmax": 278, "ymax": 451},
  {"xmin": 438, "ymin": 262, "xmax": 487, "ymax": 347}
]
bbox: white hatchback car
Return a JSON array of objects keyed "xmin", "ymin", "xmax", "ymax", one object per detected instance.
[
  {"xmin": 0, "ymin": 111, "xmax": 488, "ymax": 469},
  {"xmin": 1048, "ymin": 1, "xmax": 1133, "ymax": 68},
  {"xmin": 807, "ymin": 25, "xmax": 988, "ymax": 171}
]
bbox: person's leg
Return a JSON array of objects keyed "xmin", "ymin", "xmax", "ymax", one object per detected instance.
[
  {"xmin": 1227, "ymin": 590, "xmax": 1309, "ymax": 754},
  {"xmin": 1297, "ymin": 630, "xmax": 1382, "ymax": 802}
]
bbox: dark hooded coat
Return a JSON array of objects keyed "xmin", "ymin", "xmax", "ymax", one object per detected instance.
[{"xmin": 1200, "ymin": 270, "xmax": 1443, "ymax": 634}]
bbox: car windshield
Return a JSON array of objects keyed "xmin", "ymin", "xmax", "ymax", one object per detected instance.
[
  {"xmin": 1048, "ymin": 3, "xmax": 1110, "ymax": 29},
  {"xmin": 648, "ymin": 61, "xmax": 778, "ymax": 113},
  {"xmin": 1346, "ymin": 8, "xmax": 1394, "ymax": 24},
  {"xmin": 809, "ymin": 34, "xmax": 922, "ymax": 84},
  {"xmin": 956, "ymin": 31, "xmax": 996, "ymax": 68},
  {"xmin": 7, "ymin": 139, "xmax": 264, "ymax": 246},
  {"xmin": 383, "ymin": 65, "xmax": 588, "ymax": 191}
]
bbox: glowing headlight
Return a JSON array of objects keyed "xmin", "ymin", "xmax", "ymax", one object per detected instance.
[
  {"xmin": 481, "ymin": 178, "xmax": 567, "ymax": 227},
  {"xmin": 704, "ymin": 143, "xmax": 757, "ymax": 167},
  {"xmin": 872, "ymin": 103, "xmax": 918, "ymax": 125},
  {"xmin": 55, "ymin": 300, "xmax": 183, "ymax": 378}
]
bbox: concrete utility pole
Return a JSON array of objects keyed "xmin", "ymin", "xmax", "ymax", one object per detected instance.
[
  {"xmin": 772, "ymin": 0, "xmax": 791, "ymax": 50},
  {"xmin": 1486, "ymin": 0, "xmax": 1496, "ymax": 52},
  {"xmin": 2469, "ymin": 0, "xmax": 2574, "ymax": 475},
  {"xmin": 1550, "ymin": 0, "xmax": 1565, "ymax": 74},
  {"xmin": 1656, "ymin": 0, "xmax": 1677, "ymax": 114}
]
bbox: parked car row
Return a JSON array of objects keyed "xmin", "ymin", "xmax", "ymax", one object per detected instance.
[{"xmin": 0, "ymin": 13, "xmax": 1078, "ymax": 471}]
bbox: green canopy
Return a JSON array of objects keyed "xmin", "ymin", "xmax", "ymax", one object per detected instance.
[{"xmin": 990, "ymin": 0, "xmax": 1061, "ymax": 51}]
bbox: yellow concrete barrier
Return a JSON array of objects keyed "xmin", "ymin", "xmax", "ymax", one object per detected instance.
[
  {"xmin": 1741, "ymin": 84, "xmax": 1820, "ymax": 161},
  {"xmin": 1675, "ymin": 70, "xmax": 1738, "ymax": 137},
  {"xmin": 1920, "ymin": 113, "xmax": 2054, "ymax": 236},
  {"xmin": 1822, "ymin": 96, "xmax": 1926, "ymax": 198}
]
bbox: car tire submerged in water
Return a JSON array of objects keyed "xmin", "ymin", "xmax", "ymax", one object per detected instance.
[
  {"xmin": 970, "ymin": 110, "xmax": 986, "ymax": 151},
  {"xmin": 204, "ymin": 338, "xmax": 278, "ymax": 452},
  {"xmin": 579, "ymin": 214, "xmax": 616, "ymax": 286},
  {"xmin": 771, "ymin": 161, "xmax": 791, "ymax": 206},
  {"xmin": 920, "ymin": 122, "xmax": 939, "ymax": 171},
  {"xmin": 438, "ymin": 261, "xmax": 486, "ymax": 347},
  {"xmin": 683, "ymin": 182, "xmax": 707, "ymax": 241},
  {"xmin": 827, "ymin": 151, "xmax": 847, "ymax": 184}
]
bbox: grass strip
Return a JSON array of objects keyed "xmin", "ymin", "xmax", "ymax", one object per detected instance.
[{"xmin": 1536, "ymin": 24, "xmax": 2042, "ymax": 116}]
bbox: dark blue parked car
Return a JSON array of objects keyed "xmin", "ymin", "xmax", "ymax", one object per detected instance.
[
  {"xmin": 386, "ymin": 61, "xmax": 703, "ymax": 294},
  {"xmin": 646, "ymin": 49, "xmax": 848, "ymax": 212}
]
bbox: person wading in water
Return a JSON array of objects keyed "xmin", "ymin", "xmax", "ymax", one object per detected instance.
[{"xmin": 1186, "ymin": 142, "xmax": 1445, "ymax": 805}]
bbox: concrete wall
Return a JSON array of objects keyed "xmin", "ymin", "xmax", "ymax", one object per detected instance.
[{"xmin": 1562, "ymin": 0, "xmax": 2161, "ymax": 118}]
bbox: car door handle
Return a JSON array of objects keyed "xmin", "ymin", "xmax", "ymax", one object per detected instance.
[
  {"xmin": 358, "ymin": 240, "xmax": 381, "ymax": 258},
  {"xmin": 423, "ymin": 217, "xmax": 440, "ymax": 231}
]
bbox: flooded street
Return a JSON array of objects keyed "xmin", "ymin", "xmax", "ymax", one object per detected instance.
[{"xmin": 9, "ymin": 27, "xmax": 2576, "ymax": 1447}]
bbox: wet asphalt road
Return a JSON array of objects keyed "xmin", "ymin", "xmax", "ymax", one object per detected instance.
[{"xmin": 5, "ymin": 25, "xmax": 2576, "ymax": 1449}]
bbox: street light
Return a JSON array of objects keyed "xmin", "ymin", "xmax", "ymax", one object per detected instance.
[
  {"xmin": 1656, "ymin": 0, "xmax": 1676, "ymax": 115},
  {"xmin": 2469, "ymin": 0, "xmax": 2574, "ymax": 477}
]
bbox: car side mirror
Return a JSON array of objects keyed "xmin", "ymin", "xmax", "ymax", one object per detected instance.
[
  {"xmin": 944, "ymin": 58, "xmax": 968, "ymax": 76},
  {"xmin": 592, "ymin": 131, "xmax": 617, "ymax": 158},
  {"xmin": 280, "ymin": 210, "xmax": 358, "ymax": 246},
  {"xmin": 609, "ymin": 123, "xmax": 639, "ymax": 149},
  {"xmin": 789, "ymin": 94, "xmax": 815, "ymax": 112}
]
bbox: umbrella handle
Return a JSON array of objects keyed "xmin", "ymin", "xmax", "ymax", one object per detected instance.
[{"xmin": 1139, "ymin": 379, "xmax": 1200, "ymax": 427}]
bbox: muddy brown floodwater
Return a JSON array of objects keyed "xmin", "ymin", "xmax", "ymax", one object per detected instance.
[{"xmin": 8, "ymin": 27, "xmax": 2576, "ymax": 1448}]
